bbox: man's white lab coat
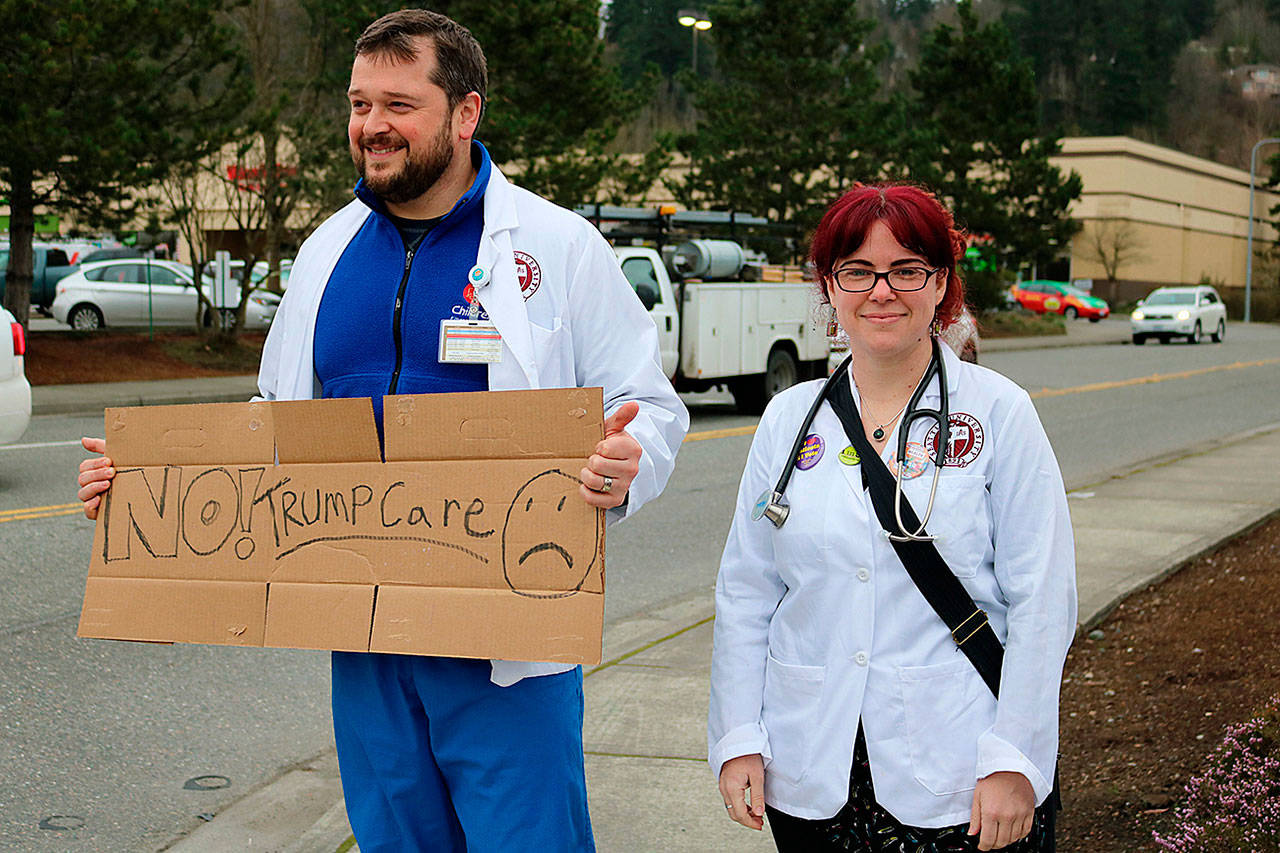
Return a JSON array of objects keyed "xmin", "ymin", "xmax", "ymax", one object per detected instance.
[{"xmin": 257, "ymin": 164, "xmax": 689, "ymax": 686}]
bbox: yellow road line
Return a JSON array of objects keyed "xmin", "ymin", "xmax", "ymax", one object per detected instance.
[
  {"xmin": 1029, "ymin": 357, "xmax": 1280, "ymax": 400},
  {"xmin": 0, "ymin": 507, "xmax": 83, "ymax": 524},
  {"xmin": 2, "ymin": 359, "xmax": 1272, "ymax": 523},
  {"xmin": 0, "ymin": 502, "xmax": 80, "ymax": 517},
  {"xmin": 683, "ymin": 425, "xmax": 757, "ymax": 443}
]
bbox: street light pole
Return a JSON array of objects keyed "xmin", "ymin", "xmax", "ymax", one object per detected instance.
[
  {"xmin": 677, "ymin": 9, "xmax": 711, "ymax": 76},
  {"xmin": 1245, "ymin": 136, "xmax": 1280, "ymax": 324}
]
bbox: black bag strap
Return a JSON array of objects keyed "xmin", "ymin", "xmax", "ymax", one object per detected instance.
[{"xmin": 826, "ymin": 368, "xmax": 1005, "ymax": 698}]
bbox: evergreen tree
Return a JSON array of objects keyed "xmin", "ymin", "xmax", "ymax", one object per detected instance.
[
  {"xmin": 607, "ymin": 0, "xmax": 696, "ymax": 84},
  {"xmin": 1005, "ymin": 0, "xmax": 1214, "ymax": 135},
  {"xmin": 910, "ymin": 0, "xmax": 1081, "ymax": 305},
  {"xmin": 0, "ymin": 0, "xmax": 248, "ymax": 328},
  {"xmin": 674, "ymin": 0, "xmax": 901, "ymax": 251}
]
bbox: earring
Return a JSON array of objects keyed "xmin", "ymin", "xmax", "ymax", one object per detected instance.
[
  {"xmin": 930, "ymin": 314, "xmax": 942, "ymax": 337},
  {"xmin": 826, "ymin": 305, "xmax": 840, "ymax": 337}
]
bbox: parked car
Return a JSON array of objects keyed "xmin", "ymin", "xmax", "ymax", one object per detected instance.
[
  {"xmin": 1, "ymin": 305, "xmax": 32, "ymax": 444},
  {"xmin": 78, "ymin": 247, "xmax": 144, "ymax": 264},
  {"xmin": 1130, "ymin": 285, "xmax": 1227, "ymax": 345},
  {"xmin": 0, "ymin": 242, "xmax": 79, "ymax": 314},
  {"xmin": 50, "ymin": 259, "xmax": 278, "ymax": 331},
  {"xmin": 251, "ymin": 259, "xmax": 292, "ymax": 290},
  {"xmin": 1009, "ymin": 280, "xmax": 1110, "ymax": 321}
]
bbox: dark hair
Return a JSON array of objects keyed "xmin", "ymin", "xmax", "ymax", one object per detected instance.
[
  {"xmin": 355, "ymin": 10, "xmax": 487, "ymax": 120},
  {"xmin": 809, "ymin": 183, "xmax": 967, "ymax": 328}
]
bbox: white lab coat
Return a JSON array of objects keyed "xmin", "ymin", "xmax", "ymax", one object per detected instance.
[
  {"xmin": 708, "ymin": 345, "xmax": 1076, "ymax": 826},
  {"xmin": 257, "ymin": 164, "xmax": 689, "ymax": 686}
]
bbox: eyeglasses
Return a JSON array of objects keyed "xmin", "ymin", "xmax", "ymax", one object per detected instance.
[{"xmin": 831, "ymin": 266, "xmax": 941, "ymax": 293}]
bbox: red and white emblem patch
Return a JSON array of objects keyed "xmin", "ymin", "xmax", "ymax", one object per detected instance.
[
  {"xmin": 513, "ymin": 251, "xmax": 541, "ymax": 301},
  {"xmin": 925, "ymin": 412, "xmax": 985, "ymax": 468}
]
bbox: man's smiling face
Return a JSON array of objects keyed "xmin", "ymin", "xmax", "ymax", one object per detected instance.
[{"xmin": 347, "ymin": 37, "xmax": 457, "ymax": 204}]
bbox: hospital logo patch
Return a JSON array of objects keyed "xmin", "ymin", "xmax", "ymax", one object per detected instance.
[
  {"xmin": 514, "ymin": 251, "xmax": 541, "ymax": 301},
  {"xmin": 925, "ymin": 412, "xmax": 985, "ymax": 468},
  {"xmin": 795, "ymin": 434, "xmax": 824, "ymax": 470}
]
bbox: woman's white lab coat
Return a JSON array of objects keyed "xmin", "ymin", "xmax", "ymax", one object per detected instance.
[
  {"xmin": 257, "ymin": 163, "xmax": 689, "ymax": 687},
  {"xmin": 708, "ymin": 345, "xmax": 1076, "ymax": 826}
]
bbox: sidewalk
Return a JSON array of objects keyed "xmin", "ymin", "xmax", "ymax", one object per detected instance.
[{"xmin": 163, "ymin": 415, "xmax": 1280, "ymax": 852}]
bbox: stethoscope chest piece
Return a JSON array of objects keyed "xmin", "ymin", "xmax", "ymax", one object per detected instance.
[{"xmin": 753, "ymin": 489, "xmax": 790, "ymax": 528}]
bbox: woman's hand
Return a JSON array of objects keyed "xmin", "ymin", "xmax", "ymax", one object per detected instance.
[
  {"xmin": 718, "ymin": 753, "xmax": 766, "ymax": 830},
  {"xmin": 968, "ymin": 771, "xmax": 1036, "ymax": 850},
  {"xmin": 78, "ymin": 437, "xmax": 114, "ymax": 520}
]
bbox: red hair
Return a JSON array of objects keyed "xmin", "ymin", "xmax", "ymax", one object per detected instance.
[{"xmin": 809, "ymin": 183, "xmax": 967, "ymax": 328}]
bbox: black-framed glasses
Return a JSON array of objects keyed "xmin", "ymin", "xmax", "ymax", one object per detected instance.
[{"xmin": 831, "ymin": 266, "xmax": 941, "ymax": 293}]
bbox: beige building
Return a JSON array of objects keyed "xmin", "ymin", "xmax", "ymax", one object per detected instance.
[{"xmin": 1053, "ymin": 136, "xmax": 1280, "ymax": 309}]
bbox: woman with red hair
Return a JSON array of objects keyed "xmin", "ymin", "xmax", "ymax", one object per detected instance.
[{"xmin": 709, "ymin": 184, "xmax": 1075, "ymax": 851}]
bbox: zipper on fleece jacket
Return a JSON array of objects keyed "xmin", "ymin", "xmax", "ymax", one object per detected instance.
[{"xmin": 387, "ymin": 235, "xmax": 426, "ymax": 398}]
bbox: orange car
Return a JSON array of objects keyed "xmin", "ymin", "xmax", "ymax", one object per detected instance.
[{"xmin": 1009, "ymin": 280, "xmax": 1110, "ymax": 321}]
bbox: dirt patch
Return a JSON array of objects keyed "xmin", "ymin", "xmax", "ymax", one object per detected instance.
[
  {"xmin": 978, "ymin": 310, "xmax": 1068, "ymax": 339},
  {"xmin": 25, "ymin": 331, "xmax": 265, "ymax": 385},
  {"xmin": 1058, "ymin": 513, "xmax": 1280, "ymax": 850}
]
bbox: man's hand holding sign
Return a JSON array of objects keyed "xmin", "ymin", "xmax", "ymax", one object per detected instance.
[{"xmin": 579, "ymin": 401, "xmax": 642, "ymax": 509}]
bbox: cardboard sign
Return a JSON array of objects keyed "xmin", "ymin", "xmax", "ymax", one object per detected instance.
[{"xmin": 77, "ymin": 388, "xmax": 606, "ymax": 664}]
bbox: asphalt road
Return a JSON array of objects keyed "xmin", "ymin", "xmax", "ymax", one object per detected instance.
[{"xmin": 2, "ymin": 322, "xmax": 1279, "ymax": 850}]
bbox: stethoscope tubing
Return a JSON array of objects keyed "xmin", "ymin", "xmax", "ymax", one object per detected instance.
[{"xmin": 760, "ymin": 339, "xmax": 949, "ymax": 539}]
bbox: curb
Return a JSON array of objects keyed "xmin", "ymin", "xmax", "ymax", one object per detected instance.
[{"xmin": 31, "ymin": 376, "xmax": 259, "ymax": 417}]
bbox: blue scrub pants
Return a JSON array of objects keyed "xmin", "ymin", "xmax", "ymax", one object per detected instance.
[{"xmin": 331, "ymin": 652, "xmax": 595, "ymax": 853}]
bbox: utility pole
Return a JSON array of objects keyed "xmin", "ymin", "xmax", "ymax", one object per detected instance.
[{"xmin": 1245, "ymin": 137, "xmax": 1280, "ymax": 324}]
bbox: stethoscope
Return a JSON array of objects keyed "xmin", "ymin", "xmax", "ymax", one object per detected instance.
[{"xmin": 752, "ymin": 337, "xmax": 950, "ymax": 542}]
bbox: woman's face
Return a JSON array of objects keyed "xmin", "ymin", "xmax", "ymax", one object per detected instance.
[{"xmin": 827, "ymin": 220, "xmax": 947, "ymax": 363}]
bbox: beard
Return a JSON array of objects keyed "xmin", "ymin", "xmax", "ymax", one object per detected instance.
[{"xmin": 351, "ymin": 121, "xmax": 454, "ymax": 205}]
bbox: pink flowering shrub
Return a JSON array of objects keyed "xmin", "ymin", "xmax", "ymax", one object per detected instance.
[{"xmin": 1153, "ymin": 693, "xmax": 1280, "ymax": 852}]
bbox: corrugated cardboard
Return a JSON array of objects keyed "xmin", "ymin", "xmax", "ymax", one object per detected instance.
[{"xmin": 77, "ymin": 389, "xmax": 606, "ymax": 664}]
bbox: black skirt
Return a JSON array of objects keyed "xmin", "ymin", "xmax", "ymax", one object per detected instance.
[{"xmin": 766, "ymin": 724, "xmax": 1054, "ymax": 852}]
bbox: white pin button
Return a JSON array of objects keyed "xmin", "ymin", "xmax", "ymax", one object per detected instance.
[
  {"xmin": 857, "ymin": 568, "xmax": 870, "ymax": 582},
  {"xmin": 468, "ymin": 265, "xmax": 490, "ymax": 287},
  {"xmin": 855, "ymin": 651, "xmax": 869, "ymax": 666}
]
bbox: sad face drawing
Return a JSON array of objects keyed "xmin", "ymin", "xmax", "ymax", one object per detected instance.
[{"xmin": 501, "ymin": 469, "xmax": 600, "ymax": 598}]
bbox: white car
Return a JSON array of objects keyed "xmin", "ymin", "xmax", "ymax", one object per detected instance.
[
  {"xmin": 1130, "ymin": 286, "xmax": 1228, "ymax": 345},
  {"xmin": 1, "ymin": 306, "xmax": 32, "ymax": 444},
  {"xmin": 51, "ymin": 259, "xmax": 278, "ymax": 331}
]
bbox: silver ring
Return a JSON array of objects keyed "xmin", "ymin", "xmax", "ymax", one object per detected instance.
[
  {"xmin": 600, "ymin": 476, "xmax": 613, "ymax": 494},
  {"xmin": 724, "ymin": 803, "xmax": 733, "ymax": 810}
]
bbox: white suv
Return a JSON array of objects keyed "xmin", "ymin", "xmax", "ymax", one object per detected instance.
[
  {"xmin": 1130, "ymin": 286, "xmax": 1228, "ymax": 345},
  {"xmin": 1, "ymin": 306, "xmax": 32, "ymax": 444}
]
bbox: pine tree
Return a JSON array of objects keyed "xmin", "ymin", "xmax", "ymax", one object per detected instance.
[
  {"xmin": 0, "ymin": 0, "xmax": 249, "ymax": 328},
  {"xmin": 674, "ymin": 0, "xmax": 900, "ymax": 252},
  {"xmin": 910, "ymin": 0, "xmax": 1081, "ymax": 306}
]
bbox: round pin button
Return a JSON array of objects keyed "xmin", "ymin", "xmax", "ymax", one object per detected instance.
[
  {"xmin": 751, "ymin": 489, "xmax": 772, "ymax": 521},
  {"xmin": 468, "ymin": 265, "xmax": 490, "ymax": 286}
]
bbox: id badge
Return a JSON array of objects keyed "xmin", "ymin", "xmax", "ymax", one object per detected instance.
[{"xmin": 439, "ymin": 319, "xmax": 504, "ymax": 363}]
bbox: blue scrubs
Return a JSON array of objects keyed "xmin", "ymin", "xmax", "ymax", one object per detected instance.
[{"xmin": 313, "ymin": 143, "xmax": 594, "ymax": 852}]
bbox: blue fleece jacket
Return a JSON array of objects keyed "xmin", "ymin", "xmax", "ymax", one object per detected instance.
[{"xmin": 314, "ymin": 142, "xmax": 492, "ymax": 436}]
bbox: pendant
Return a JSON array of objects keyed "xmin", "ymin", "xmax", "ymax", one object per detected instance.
[{"xmin": 873, "ymin": 427, "xmax": 885, "ymax": 440}]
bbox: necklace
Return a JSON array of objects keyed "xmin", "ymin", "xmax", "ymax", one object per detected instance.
[
  {"xmin": 852, "ymin": 354, "xmax": 932, "ymax": 441},
  {"xmin": 864, "ymin": 397, "xmax": 911, "ymax": 441}
]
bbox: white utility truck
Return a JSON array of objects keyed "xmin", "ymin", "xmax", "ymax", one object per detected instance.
[{"xmin": 577, "ymin": 205, "xmax": 830, "ymax": 413}]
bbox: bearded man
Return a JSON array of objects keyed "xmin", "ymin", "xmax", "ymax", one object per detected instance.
[{"xmin": 78, "ymin": 9, "xmax": 687, "ymax": 851}]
